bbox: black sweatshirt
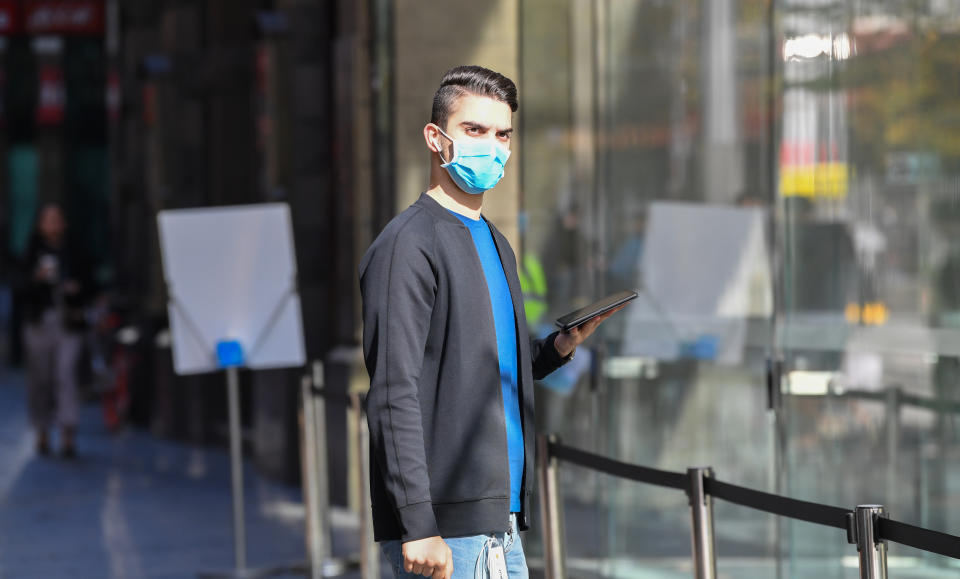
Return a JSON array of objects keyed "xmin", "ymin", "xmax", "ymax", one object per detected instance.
[
  {"xmin": 16, "ymin": 236, "xmax": 91, "ymax": 330},
  {"xmin": 359, "ymin": 193, "xmax": 571, "ymax": 542}
]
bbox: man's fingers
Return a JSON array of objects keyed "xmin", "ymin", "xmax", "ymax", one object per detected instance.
[
  {"xmin": 578, "ymin": 305, "xmax": 625, "ymax": 337},
  {"xmin": 603, "ymin": 304, "xmax": 628, "ymax": 318},
  {"xmin": 587, "ymin": 312, "xmax": 610, "ymax": 329},
  {"xmin": 444, "ymin": 557, "xmax": 454, "ymax": 579},
  {"xmin": 407, "ymin": 559, "xmax": 424, "ymax": 575},
  {"xmin": 591, "ymin": 304, "xmax": 627, "ymax": 326},
  {"xmin": 595, "ymin": 312, "xmax": 614, "ymax": 324},
  {"xmin": 429, "ymin": 552, "xmax": 448, "ymax": 579}
]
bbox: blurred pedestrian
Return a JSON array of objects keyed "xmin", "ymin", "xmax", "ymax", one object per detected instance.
[{"xmin": 16, "ymin": 203, "xmax": 89, "ymax": 458}]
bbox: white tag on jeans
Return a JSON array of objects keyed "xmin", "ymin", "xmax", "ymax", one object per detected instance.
[{"xmin": 487, "ymin": 543, "xmax": 508, "ymax": 578}]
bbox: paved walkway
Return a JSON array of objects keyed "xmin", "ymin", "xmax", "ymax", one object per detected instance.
[{"xmin": 0, "ymin": 367, "xmax": 382, "ymax": 579}]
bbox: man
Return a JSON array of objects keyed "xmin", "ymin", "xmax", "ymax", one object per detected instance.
[{"xmin": 359, "ymin": 65, "xmax": 620, "ymax": 579}]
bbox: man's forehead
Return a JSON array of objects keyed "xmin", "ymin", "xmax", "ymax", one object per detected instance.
[{"xmin": 448, "ymin": 94, "xmax": 512, "ymax": 129}]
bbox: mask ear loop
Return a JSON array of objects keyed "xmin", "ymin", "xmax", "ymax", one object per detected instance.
[{"xmin": 433, "ymin": 125, "xmax": 456, "ymax": 166}]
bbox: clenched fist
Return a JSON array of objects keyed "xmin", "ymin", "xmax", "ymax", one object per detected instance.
[{"xmin": 402, "ymin": 536, "xmax": 454, "ymax": 579}]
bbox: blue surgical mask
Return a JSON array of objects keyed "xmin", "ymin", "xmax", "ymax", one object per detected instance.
[{"xmin": 435, "ymin": 126, "xmax": 511, "ymax": 195}]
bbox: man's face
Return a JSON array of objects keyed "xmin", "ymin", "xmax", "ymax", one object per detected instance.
[{"xmin": 429, "ymin": 93, "xmax": 513, "ymax": 161}]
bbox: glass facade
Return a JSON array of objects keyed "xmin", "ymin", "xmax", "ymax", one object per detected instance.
[{"xmin": 519, "ymin": 0, "xmax": 960, "ymax": 576}]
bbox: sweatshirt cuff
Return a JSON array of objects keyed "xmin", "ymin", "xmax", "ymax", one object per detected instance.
[
  {"xmin": 544, "ymin": 331, "xmax": 575, "ymax": 367},
  {"xmin": 398, "ymin": 501, "xmax": 440, "ymax": 542}
]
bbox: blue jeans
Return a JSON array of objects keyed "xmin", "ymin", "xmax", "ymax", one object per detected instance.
[{"xmin": 381, "ymin": 513, "xmax": 528, "ymax": 578}]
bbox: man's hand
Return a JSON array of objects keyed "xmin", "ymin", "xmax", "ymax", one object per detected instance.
[
  {"xmin": 554, "ymin": 304, "xmax": 627, "ymax": 357},
  {"xmin": 402, "ymin": 536, "xmax": 453, "ymax": 579}
]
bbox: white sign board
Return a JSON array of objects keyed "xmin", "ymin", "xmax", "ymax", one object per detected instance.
[
  {"xmin": 157, "ymin": 203, "xmax": 306, "ymax": 375},
  {"xmin": 622, "ymin": 201, "xmax": 772, "ymax": 365}
]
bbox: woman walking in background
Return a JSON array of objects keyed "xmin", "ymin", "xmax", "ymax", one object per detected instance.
[{"xmin": 17, "ymin": 204, "xmax": 89, "ymax": 458}]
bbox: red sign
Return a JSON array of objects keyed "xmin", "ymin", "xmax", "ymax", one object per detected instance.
[
  {"xmin": 25, "ymin": 0, "xmax": 104, "ymax": 35},
  {"xmin": 0, "ymin": 0, "xmax": 20, "ymax": 35},
  {"xmin": 36, "ymin": 64, "xmax": 65, "ymax": 126}
]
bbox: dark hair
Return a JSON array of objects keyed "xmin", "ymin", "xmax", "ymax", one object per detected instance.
[{"xmin": 430, "ymin": 65, "xmax": 518, "ymax": 131}]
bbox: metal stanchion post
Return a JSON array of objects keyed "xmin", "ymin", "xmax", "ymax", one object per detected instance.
[
  {"xmin": 310, "ymin": 361, "xmax": 332, "ymax": 570},
  {"xmin": 687, "ymin": 467, "xmax": 717, "ymax": 579},
  {"xmin": 854, "ymin": 505, "xmax": 888, "ymax": 579},
  {"xmin": 885, "ymin": 388, "xmax": 901, "ymax": 514},
  {"xmin": 352, "ymin": 393, "xmax": 380, "ymax": 579},
  {"xmin": 301, "ymin": 373, "xmax": 325, "ymax": 579},
  {"xmin": 202, "ymin": 363, "xmax": 302, "ymax": 579},
  {"xmin": 298, "ymin": 361, "xmax": 361, "ymax": 577},
  {"xmin": 226, "ymin": 366, "xmax": 247, "ymax": 573},
  {"xmin": 537, "ymin": 434, "xmax": 566, "ymax": 579}
]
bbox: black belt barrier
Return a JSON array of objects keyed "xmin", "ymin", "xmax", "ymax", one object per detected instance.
[
  {"xmin": 548, "ymin": 440, "xmax": 687, "ymax": 490},
  {"xmin": 547, "ymin": 439, "xmax": 960, "ymax": 561},
  {"xmin": 703, "ymin": 478, "xmax": 850, "ymax": 530},
  {"xmin": 878, "ymin": 517, "xmax": 960, "ymax": 560}
]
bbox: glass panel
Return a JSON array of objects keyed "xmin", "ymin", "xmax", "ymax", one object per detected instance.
[
  {"xmin": 776, "ymin": 0, "xmax": 960, "ymax": 575},
  {"xmin": 521, "ymin": 0, "xmax": 960, "ymax": 575},
  {"xmin": 521, "ymin": 0, "xmax": 777, "ymax": 575}
]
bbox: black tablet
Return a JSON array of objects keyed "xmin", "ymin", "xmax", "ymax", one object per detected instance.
[{"xmin": 555, "ymin": 290, "xmax": 638, "ymax": 332}]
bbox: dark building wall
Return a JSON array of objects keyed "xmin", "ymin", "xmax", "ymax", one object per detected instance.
[
  {"xmin": 204, "ymin": 0, "xmax": 258, "ymax": 207},
  {"xmin": 251, "ymin": 0, "xmax": 370, "ymax": 498},
  {"xmin": 112, "ymin": 0, "xmax": 369, "ymax": 498}
]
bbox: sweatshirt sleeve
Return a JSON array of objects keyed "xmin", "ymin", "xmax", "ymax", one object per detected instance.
[
  {"xmin": 360, "ymin": 224, "xmax": 440, "ymax": 542},
  {"xmin": 530, "ymin": 331, "xmax": 574, "ymax": 380}
]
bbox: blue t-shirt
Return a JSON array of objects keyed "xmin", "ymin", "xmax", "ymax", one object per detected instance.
[{"xmin": 449, "ymin": 210, "xmax": 524, "ymax": 512}]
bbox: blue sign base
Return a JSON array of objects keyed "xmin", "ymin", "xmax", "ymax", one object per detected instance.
[{"xmin": 216, "ymin": 340, "xmax": 245, "ymax": 368}]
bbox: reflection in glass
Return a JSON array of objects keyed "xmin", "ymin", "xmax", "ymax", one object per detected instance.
[
  {"xmin": 520, "ymin": 0, "xmax": 960, "ymax": 576},
  {"xmin": 522, "ymin": 0, "xmax": 776, "ymax": 575}
]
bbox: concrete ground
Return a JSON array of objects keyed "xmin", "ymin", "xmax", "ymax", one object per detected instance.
[{"xmin": 0, "ymin": 367, "xmax": 387, "ymax": 579}]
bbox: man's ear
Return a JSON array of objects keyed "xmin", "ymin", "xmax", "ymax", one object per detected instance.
[{"xmin": 423, "ymin": 123, "xmax": 442, "ymax": 154}]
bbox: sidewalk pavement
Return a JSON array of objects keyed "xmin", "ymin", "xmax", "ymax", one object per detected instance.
[{"xmin": 0, "ymin": 367, "xmax": 389, "ymax": 579}]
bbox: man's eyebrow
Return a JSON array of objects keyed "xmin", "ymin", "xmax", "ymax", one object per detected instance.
[{"xmin": 459, "ymin": 121, "xmax": 513, "ymax": 134}]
